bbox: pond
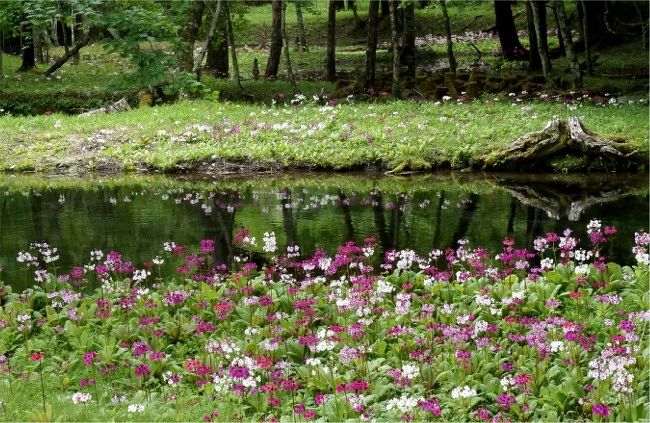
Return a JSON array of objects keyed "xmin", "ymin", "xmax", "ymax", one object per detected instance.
[{"xmin": 1, "ymin": 173, "xmax": 647, "ymax": 290}]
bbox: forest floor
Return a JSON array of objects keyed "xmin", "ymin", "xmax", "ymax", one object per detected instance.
[
  {"xmin": 0, "ymin": 94, "xmax": 646, "ymax": 174},
  {"xmin": 0, "ymin": 2, "xmax": 648, "ymax": 114}
]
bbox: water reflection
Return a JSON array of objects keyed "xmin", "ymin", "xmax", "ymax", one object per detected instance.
[{"xmin": 0, "ymin": 173, "xmax": 647, "ymax": 289}]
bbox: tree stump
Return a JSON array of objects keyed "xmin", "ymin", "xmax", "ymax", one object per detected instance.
[{"xmin": 478, "ymin": 117, "xmax": 647, "ymax": 171}]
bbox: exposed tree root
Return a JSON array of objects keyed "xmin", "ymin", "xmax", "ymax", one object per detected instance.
[{"xmin": 478, "ymin": 117, "xmax": 647, "ymax": 171}]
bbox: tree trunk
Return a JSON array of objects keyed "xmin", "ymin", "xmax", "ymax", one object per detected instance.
[
  {"xmin": 282, "ymin": 0, "xmax": 296, "ymax": 87},
  {"xmin": 529, "ymin": 0, "xmax": 551, "ymax": 83},
  {"xmin": 554, "ymin": 0, "xmax": 581, "ymax": 88},
  {"xmin": 294, "ymin": 1, "xmax": 308, "ymax": 51},
  {"xmin": 579, "ymin": 0, "xmax": 593, "ymax": 75},
  {"xmin": 363, "ymin": 0, "xmax": 379, "ymax": 88},
  {"xmin": 44, "ymin": 32, "xmax": 90, "ymax": 76},
  {"xmin": 44, "ymin": 27, "xmax": 56, "ymax": 62},
  {"xmin": 389, "ymin": 0, "xmax": 400, "ymax": 98},
  {"xmin": 206, "ymin": 14, "xmax": 229, "ymax": 78},
  {"xmin": 380, "ymin": 0, "xmax": 390, "ymax": 19},
  {"xmin": 72, "ymin": 15, "xmax": 83, "ymax": 65},
  {"xmin": 51, "ymin": 21, "xmax": 59, "ymax": 46},
  {"xmin": 265, "ymin": 0, "xmax": 284, "ymax": 79},
  {"xmin": 401, "ymin": 0, "xmax": 416, "ymax": 83},
  {"xmin": 439, "ymin": 0, "xmax": 457, "ymax": 73},
  {"xmin": 582, "ymin": 1, "xmax": 608, "ymax": 48},
  {"xmin": 326, "ymin": 0, "xmax": 337, "ymax": 82},
  {"xmin": 494, "ymin": 0, "xmax": 527, "ymax": 60},
  {"xmin": 60, "ymin": 20, "xmax": 70, "ymax": 56},
  {"xmin": 179, "ymin": 0, "xmax": 206, "ymax": 72},
  {"xmin": 193, "ymin": 0, "xmax": 223, "ymax": 80},
  {"xmin": 33, "ymin": 27, "xmax": 43, "ymax": 64},
  {"xmin": 18, "ymin": 28, "xmax": 36, "ymax": 72},
  {"xmin": 525, "ymin": 1, "xmax": 542, "ymax": 70},
  {"xmin": 224, "ymin": 3, "xmax": 242, "ymax": 91}
]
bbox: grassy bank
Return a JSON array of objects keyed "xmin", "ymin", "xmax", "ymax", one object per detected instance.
[{"xmin": 0, "ymin": 95, "xmax": 647, "ymax": 173}]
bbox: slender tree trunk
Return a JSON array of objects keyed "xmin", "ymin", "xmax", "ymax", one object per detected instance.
[
  {"xmin": 580, "ymin": 0, "xmax": 593, "ymax": 75},
  {"xmin": 44, "ymin": 32, "xmax": 90, "ymax": 76},
  {"xmin": 70, "ymin": 5, "xmax": 75, "ymax": 45},
  {"xmin": 33, "ymin": 27, "xmax": 43, "ymax": 64},
  {"xmin": 51, "ymin": 21, "xmax": 59, "ymax": 46},
  {"xmin": 294, "ymin": 1, "xmax": 308, "ymax": 51},
  {"xmin": 61, "ymin": 20, "xmax": 70, "ymax": 56},
  {"xmin": 72, "ymin": 15, "xmax": 83, "ymax": 65},
  {"xmin": 401, "ymin": 0, "xmax": 416, "ymax": 83},
  {"xmin": 494, "ymin": 0, "xmax": 527, "ymax": 60},
  {"xmin": 380, "ymin": 0, "xmax": 390, "ymax": 19},
  {"xmin": 42, "ymin": 29, "xmax": 50, "ymax": 64},
  {"xmin": 582, "ymin": 1, "xmax": 607, "ymax": 48},
  {"xmin": 525, "ymin": 1, "xmax": 541, "ymax": 70},
  {"xmin": 363, "ymin": 0, "xmax": 379, "ymax": 88},
  {"xmin": 530, "ymin": 0, "xmax": 551, "ymax": 83},
  {"xmin": 282, "ymin": 0, "xmax": 296, "ymax": 87},
  {"xmin": 265, "ymin": 0, "xmax": 284, "ymax": 79},
  {"xmin": 18, "ymin": 26, "xmax": 36, "ymax": 72},
  {"xmin": 389, "ymin": 0, "xmax": 400, "ymax": 98},
  {"xmin": 554, "ymin": 0, "xmax": 581, "ymax": 88},
  {"xmin": 0, "ymin": 31, "xmax": 3, "ymax": 75},
  {"xmin": 179, "ymin": 0, "xmax": 206, "ymax": 72},
  {"xmin": 224, "ymin": 3, "xmax": 242, "ymax": 91},
  {"xmin": 326, "ymin": 0, "xmax": 337, "ymax": 82},
  {"xmin": 193, "ymin": 0, "xmax": 223, "ymax": 80},
  {"xmin": 206, "ymin": 14, "xmax": 229, "ymax": 78},
  {"xmin": 439, "ymin": 0, "xmax": 456, "ymax": 73}
]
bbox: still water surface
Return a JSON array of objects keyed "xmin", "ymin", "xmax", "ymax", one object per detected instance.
[{"xmin": 0, "ymin": 173, "xmax": 647, "ymax": 289}]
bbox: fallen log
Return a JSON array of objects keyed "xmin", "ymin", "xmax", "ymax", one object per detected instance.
[
  {"xmin": 79, "ymin": 98, "xmax": 130, "ymax": 116},
  {"xmin": 478, "ymin": 117, "xmax": 647, "ymax": 172}
]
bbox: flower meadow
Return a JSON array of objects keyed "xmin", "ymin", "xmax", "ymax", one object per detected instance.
[{"xmin": 0, "ymin": 221, "xmax": 648, "ymax": 421}]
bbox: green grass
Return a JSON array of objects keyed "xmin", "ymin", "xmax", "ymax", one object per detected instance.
[
  {"xmin": 237, "ymin": 1, "xmax": 503, "ymax": 47},
  {"xmin": 0, "ymin": 377, "xmax": 222, "ymax": 422},
  {"xmin": 0, "ymin": 97, "xmax": 646, "ymax": 173}
]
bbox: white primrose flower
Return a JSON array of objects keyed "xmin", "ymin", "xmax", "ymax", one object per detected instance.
[
  {"xmin": 451, "ymin": 385, "xmax": 477, "ymax": 399},
  {"xmin": 386, "ymin": 394, "xmax": 423, "ymax": 413},
  {"xmin": 71, "ymin": 392, "xmax": 92, "ymax": 404},
  {"xmin": 550, "ymin": 341, "xmax": 564, "ymax": 353},
  {"xmin": 401, "ymin": 363, "xmax": 420, "ymax": 380},
  {"xmin": 128, "ymin": 403, "xmax": 145, "ymax": 413},
  {"xmin": 263, "ymin": 232, "xmax": 277, "ymax": 253}
]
